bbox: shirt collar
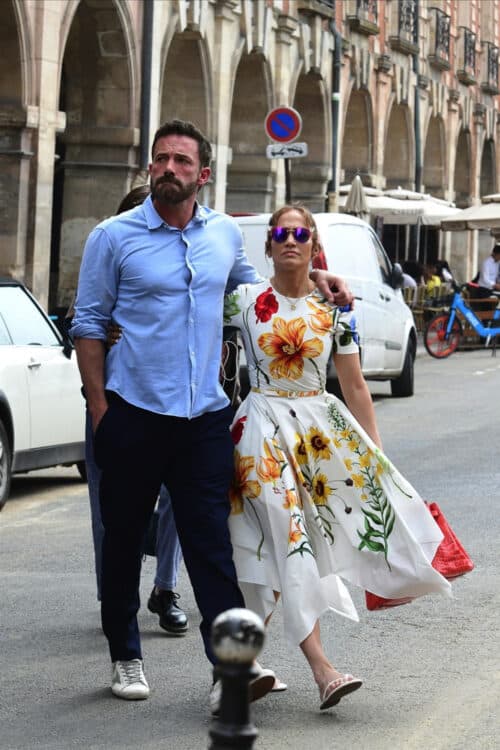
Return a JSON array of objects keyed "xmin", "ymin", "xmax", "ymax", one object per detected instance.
[{"xmin": 143, "ymin": 195, "xmax": 208, "ymax": 230}]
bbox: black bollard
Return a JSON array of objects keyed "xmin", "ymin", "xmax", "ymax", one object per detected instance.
[{"xmin": 208, "ymin": 608, "xmax": 265, "ymax": 750}]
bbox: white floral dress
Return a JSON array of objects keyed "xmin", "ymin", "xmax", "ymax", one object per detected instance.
[{"xmin": 224, "ymin": 281, "xmax": 452, "ymax": 646}]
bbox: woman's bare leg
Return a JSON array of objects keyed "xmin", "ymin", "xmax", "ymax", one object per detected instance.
[
  {"xmin": 261, "ymin": 592, "xmax": 287, "ymax": 691},
  {"xmin": 299, "ymin": 620, "xmax": 344, "ymax": 695}
]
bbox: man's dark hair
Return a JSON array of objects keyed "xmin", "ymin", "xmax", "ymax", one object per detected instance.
[
  {"xmin": 151, "ymin": 119, "xmax": 212, "ymax": 168},
  {"xmin": 116, "ymin": 184, "xmax": 150, "ymax": 214},
  {"xmin": 493, "ymin": 244, "xmax": 500, "ymax": 255}
]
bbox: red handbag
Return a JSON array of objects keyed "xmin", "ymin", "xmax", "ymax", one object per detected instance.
[{"xmin": 365, "ymin": 501, "xmax": 474, "ymax": 611}]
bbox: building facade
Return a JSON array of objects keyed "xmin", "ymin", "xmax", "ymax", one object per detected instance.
[{"xmin": 1, "ymin": 0, "xmax": 499, "ymax": 311}]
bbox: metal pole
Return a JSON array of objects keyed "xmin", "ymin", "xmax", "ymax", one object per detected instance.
[
  {"xmin": 139, "ymin": 0, "xmax": 154, "ymax": 170},
  {"xmin": 326, "ymin": 19, "xmax": 342, "ymax": 212},
  {"xmin": 285, "ymin": 158, "xmax": 292, "ymax": 203},
  {"xmin": 410, "ymin": 0, "xmax": 421, "ymax": 259},
  {"xmin": 208, "ymin": 608, "xmax": 265, "ymax": 750}
]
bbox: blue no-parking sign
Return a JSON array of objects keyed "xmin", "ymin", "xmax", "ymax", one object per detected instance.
[{"xmin": 264, "ymin": 107, "xmax": 302, "ymax": 143}]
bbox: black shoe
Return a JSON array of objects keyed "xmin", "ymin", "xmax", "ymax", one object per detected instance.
[{"xmin": 147, "ymin": 589, "xmax": 188, "ymax": 636}]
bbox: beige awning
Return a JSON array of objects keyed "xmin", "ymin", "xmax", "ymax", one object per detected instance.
[
  {"xmin": 441, "ymin": 194, "xmax": 500, "ymax": 231},
  {"xmin": 338, "ymin": 189, "xmax": 459, "ymax": 226}
]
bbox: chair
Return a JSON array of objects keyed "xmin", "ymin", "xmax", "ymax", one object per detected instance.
[
  {"xmin": 402, "ymin": 286, "xmax": 416, "ymax": 307},
  {"xmin": 411, "ymin": 285, "xmax": 428, "ymax": 332}
]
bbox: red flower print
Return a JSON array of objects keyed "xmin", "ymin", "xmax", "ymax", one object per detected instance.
[
  {"xmin": 255, "ymin": 287, "xmax": 278, "ymax": 323},
  {"xmin": 231, "ymin": 416, "xmax": 247, "ymax": 445}
]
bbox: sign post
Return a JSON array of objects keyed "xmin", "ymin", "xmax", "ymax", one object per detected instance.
[{"xmin": 264, "ymin": 107, "xmax": 305, "ymax": 203}]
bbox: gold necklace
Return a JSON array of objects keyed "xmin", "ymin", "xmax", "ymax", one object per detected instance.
[
  {"xmin": 281, "ymin": 294, "xmax": 302, "ymax": 310},
  {"xmin": 271, "ymin": 279, "xmax": 313, "ymax": 310}
]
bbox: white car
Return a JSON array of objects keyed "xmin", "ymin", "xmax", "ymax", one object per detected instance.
[
  {"xmin": 234, "ymin": 212, "xmax": 417, "ymax": 398},
  {"xmin": 0, "ymin": 279, "xmax": 86, "ymax": 509}
]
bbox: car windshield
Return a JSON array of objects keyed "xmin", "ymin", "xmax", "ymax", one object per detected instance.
[{"xmin": 0, "ymin": 286, "xmax": 61, "ymax": 346}]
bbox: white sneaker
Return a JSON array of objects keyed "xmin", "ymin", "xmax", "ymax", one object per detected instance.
[{"xmin": 111, "ymin": 659, "xmax": 150, "ymax": 700}]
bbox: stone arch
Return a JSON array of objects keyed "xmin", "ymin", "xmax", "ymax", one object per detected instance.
[
  {"xmin": 341, "ymin": 88, "xmax": 373, "ymax": 184},
  {"xmin": 291, "ymin": 71, "xmax": 329, "ymax": 211},
  {"xmin": 453, "ymin": 128, "xmax": 472, "ymax": 207},
  {"xmin": 160, "ymin": 33, "xmax": 212, "ymax": 136},
  {"xmin": 5, "ymin": 0, "xmax": 33, "ymax": 108},
  {"xmin": 423, "ymin": 115, "xmax": 446, "ymax": 197},
  {"xmin": 226, "ymin": 51, "xmax": 273, "ymax": 213},
  {"xmin": 480, "ymin": 138, "xmax": 497, "ymax": 197},
  {"xmin": 52, "ymin": 0, "xmax": 137, "ymax": 311},
  {"xmin": 159, "ymin": 32, "xmax": 213, "ymax": 203},
  {"xmin": 59, "ymin": 0, "xmax": 137, "ymax": 121},
  {"xmin": 0, "ymin": 0, "xmax": 32, "ymax": 282},
  {"xmin": 61, "ymin": 0, "xmax": 133, "ymax": 131},
  {"xmin": 383, "ymin": 102, "xmax": 414, "ymax": 189}
]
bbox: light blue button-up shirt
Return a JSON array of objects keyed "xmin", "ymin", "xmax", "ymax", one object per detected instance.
[{"xmin": 71, "ymin": 196, "xmax": 260, "ymax": 418}]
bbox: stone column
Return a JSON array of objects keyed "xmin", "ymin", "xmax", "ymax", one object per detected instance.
[
  {"xmin": 25, "ymin": 1, "xmax": 65, "ymax": 309},
  {"xmin": 212, "ymin": 0, "xmax": 240, "ymax": 212},
  {"xmin": 373, "ymin": 55, "xmax": 393, "ymax": 189},
  {"xmin": 0, "ymin": 108, "xmax": 33, "ymax": 282}
]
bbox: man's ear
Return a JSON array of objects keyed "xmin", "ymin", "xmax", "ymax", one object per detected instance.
[{"xmin": 198, "ymin": 166, "xmax": 211, "ymax": 187}]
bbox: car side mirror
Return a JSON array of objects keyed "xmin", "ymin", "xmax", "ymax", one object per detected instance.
[
  {"xmin": 61, "ymin": 319, "xmax": 74, "ymax": 359},
  {"xmin": 390, "ymin": 262, "xmax": 404, "ymax": 289},
  {"xmin": 62, "ymin": 334, "xmax": 74, "ymax": 359}
]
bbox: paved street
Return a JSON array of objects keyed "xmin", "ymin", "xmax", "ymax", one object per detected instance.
[{"xmin": 1, "ymin": 349, "xmax": 499, "ymax": 750}]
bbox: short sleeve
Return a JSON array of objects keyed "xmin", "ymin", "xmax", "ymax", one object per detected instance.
[{"xmin": 331, "ymin": 307, "xmax": 360, "ymax": 355}]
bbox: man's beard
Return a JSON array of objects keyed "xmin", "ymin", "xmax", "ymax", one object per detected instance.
[{"xmin": 151, "ymin": 175, "xmax": 199, "ymax": 205}]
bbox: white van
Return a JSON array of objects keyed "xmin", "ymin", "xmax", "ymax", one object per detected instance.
[{"xmin": 234, "ymin": 212, "xmax": 417, "ymax": 397}]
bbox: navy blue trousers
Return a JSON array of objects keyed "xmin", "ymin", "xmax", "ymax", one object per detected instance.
[{"xmin": 94, "ymin": 394, "xmax": 244, "ymax": 664}]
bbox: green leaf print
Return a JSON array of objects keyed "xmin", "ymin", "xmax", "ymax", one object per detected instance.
[
  {"xmin": 327, "ymin": 402, "xmax": 348, "ymax": 432},
  {"xmin": 339, "ymin": 321, "xmax": 356, "ymax": 347},
  {"xmin": 327, "ymin": 401, "xmax": 396, "ymax": 569},
  {"xmin": 288, "ymin": 542, "xmax": 314, "ymax": 558},
  {"xmin": 223, "ymin": 291, "xmax": 240, "ymax": 324}
]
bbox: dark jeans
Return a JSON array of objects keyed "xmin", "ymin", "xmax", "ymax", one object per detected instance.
[{"xmin": 94, "ymin": 393, "xmax": 244, "ymax": 664}]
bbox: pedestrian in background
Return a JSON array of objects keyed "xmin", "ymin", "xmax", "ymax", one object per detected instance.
[{"xmin": 71, "ymin": 119, "xmax": 354, "ymax": 705}]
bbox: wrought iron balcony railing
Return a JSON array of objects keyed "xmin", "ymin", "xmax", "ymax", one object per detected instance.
[
  {"xmin": 389, "ymin": 0, "xmax": 418, "ymax": 55},
  {"xmin": 481, "ymin": 41, "xmax": 499, "ymax": 95},
  {"xmin": 457, "ymin": 27, "xmax": 476, "ymax": 85},
  {"xmin": 346, "ymin": 0, "xmax": 379, "ymax": 35},
  {"xmin": 428, "ymin": 7, "xmax": 450, "ymax": 70}
]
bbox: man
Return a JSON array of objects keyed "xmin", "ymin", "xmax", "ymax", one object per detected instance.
[
  {"xmin": 476, "ymin": 244, "xmax": 500, "ymax": 297},
  {"xmin": 67, "ymin": 185, "xmax": 188, "ymax": 638},
  {"xmin": 72, "ymin": 119, "xmax": 353, "ymax": 705}
]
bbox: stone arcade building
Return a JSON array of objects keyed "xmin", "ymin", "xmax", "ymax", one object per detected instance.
[{"xmin": 1, "ymin": 0, "xmax": 499, "ymax": 312}]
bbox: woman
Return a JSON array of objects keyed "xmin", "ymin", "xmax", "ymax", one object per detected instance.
[
  {"xmin": 424, "ymin": 264, "xmax": 442, "ymax": 296},
  {"xmin": 223, "ymin": 205, "xmax": 451, "ymax": 710}
]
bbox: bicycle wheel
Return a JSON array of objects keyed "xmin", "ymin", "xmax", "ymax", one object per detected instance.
[{"xmin": 424, "ymin": 314, "xmax": 462, "ymax": 358}]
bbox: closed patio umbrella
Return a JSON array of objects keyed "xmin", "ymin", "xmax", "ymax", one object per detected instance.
[{"xmin": 342, "ymin": 175, "xmax": 369, "ymax": 220}]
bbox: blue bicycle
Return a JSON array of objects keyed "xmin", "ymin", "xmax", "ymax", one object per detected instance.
[{"xmin": 424, "ymin": 282, "xmax": 500, "ymax": 358}]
